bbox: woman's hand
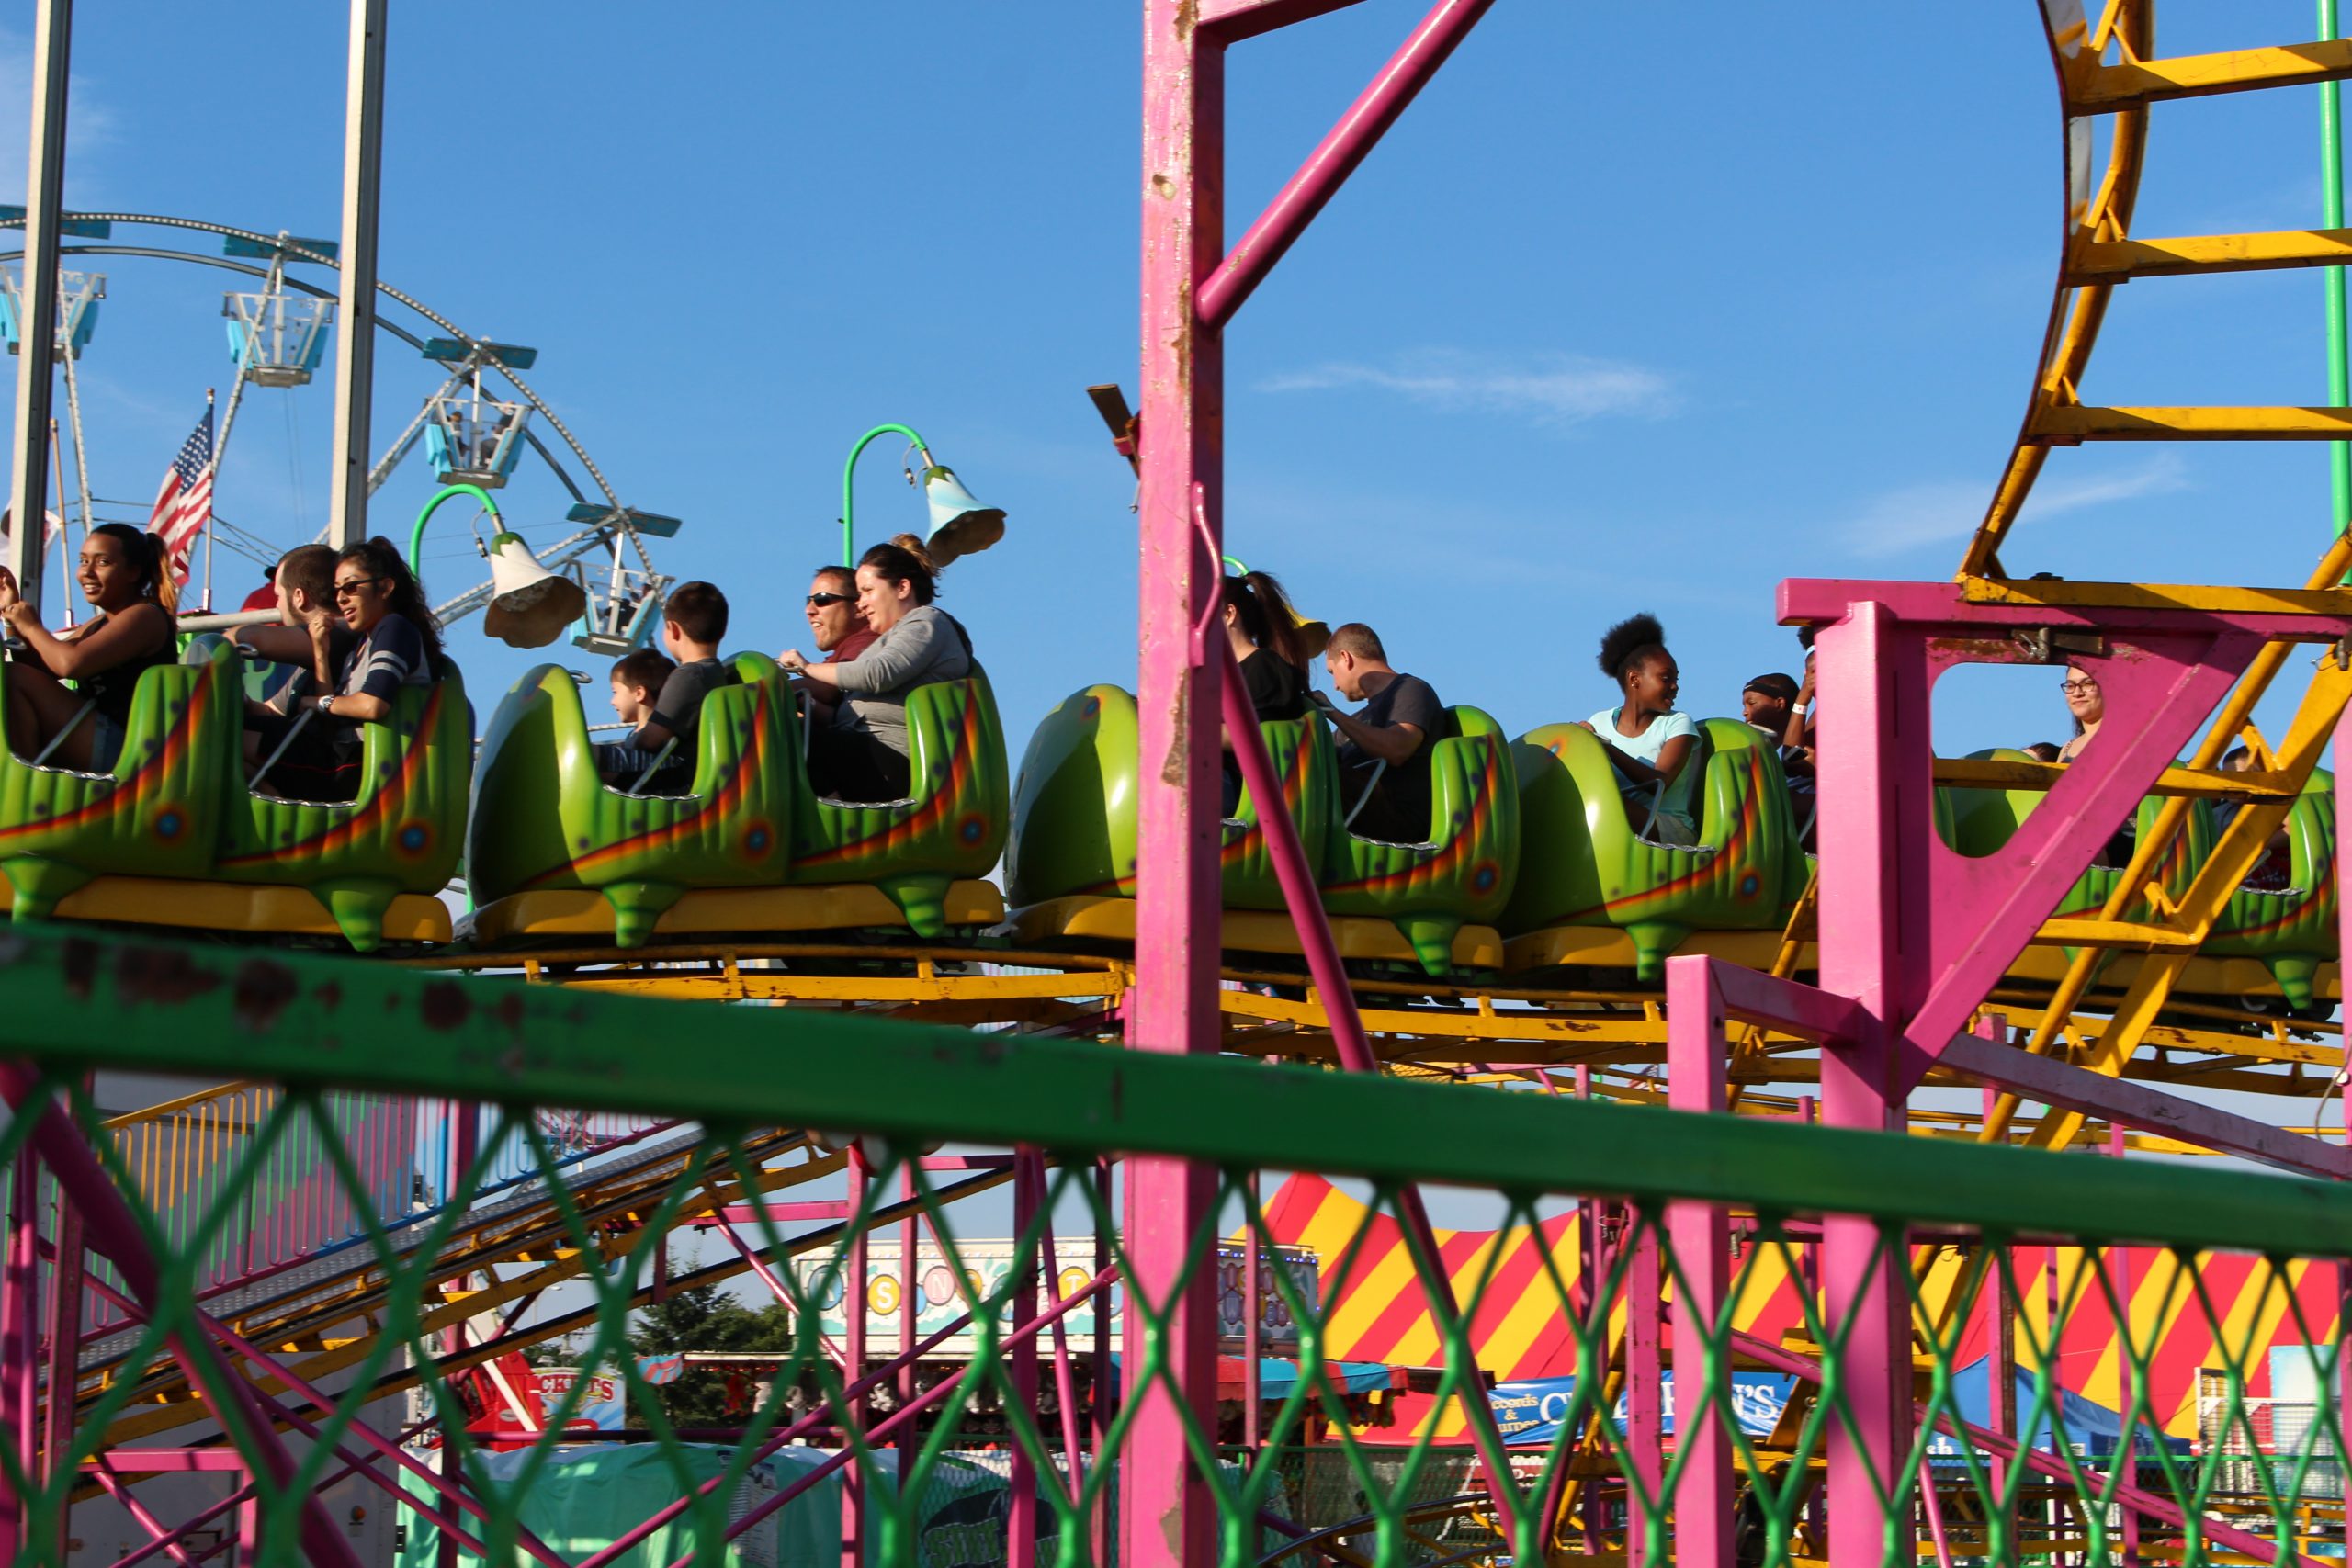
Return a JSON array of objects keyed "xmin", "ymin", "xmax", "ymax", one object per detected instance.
[
  {"xmin": 1573, "ymin": 719, "xmax": 1596, "ymax": 733},
  {"xmin": 1, "ymin": 599, "xmax": 35, "ymax": 633}
]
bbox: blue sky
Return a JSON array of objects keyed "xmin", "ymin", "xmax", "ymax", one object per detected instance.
[{"xmin": 1, "ymin": 2, "xmax": 2346, "ymax": 766}]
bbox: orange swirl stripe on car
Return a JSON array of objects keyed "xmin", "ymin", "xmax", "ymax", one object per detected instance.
[
  {"xmin": 1321, "ymin": 743, "xmax": 1503, "ymax": 898},
  {"xmin": 2219, "ymin": 858, "xmax": 2336, "ymax": 942},
  {"xmin": 792, "ymin": 694, "xmax": 986, "ymax": 873},
  {"xmin": 1221, "ymin": 727, "xmax": 1316, "ymax": 870},
  {"xmin": 218, "ymin": 684, "xmax": 449, "ymax": 869},
  {"xmin": 0, "ymin": 673, "xmax": 214, "ymax": 846},
  {"xmin": 1555, "ymin": 748, "xmax": 1770, "ymax": 924},
  {"xmin": 527, "ymin": 685, "xmax": 776, "ymax": 885}
]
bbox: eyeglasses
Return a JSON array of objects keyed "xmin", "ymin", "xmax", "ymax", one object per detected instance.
[
  {"xmin": 332, "ymin": 576, "xmax": 385, "ymax": 601},
  {"xmin": 2060, "ymin": 678, "xmax": 2098, "ymax": 694},
  {"xmin": 806, "ymin": 592, "xmax": 853, "ymax": 607}
]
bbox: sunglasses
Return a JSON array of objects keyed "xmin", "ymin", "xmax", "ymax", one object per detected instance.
[
  {"xmin": 806, "ymin": 592, "xmax": 853, "ymax": 607},
  {"xmin": 332, "ymin": 576, "xmax": 386, "ymax": 601}
]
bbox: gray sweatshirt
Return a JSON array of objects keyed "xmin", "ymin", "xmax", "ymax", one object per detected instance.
[{"xmin": 828, "ymin": 604, "xmax": 974, "ymax": 756}]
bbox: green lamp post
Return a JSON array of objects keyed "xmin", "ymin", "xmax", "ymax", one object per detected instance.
[
  {"xmin": 838, "ymin": 423, "xmax": 1006, "ymax": 570},
  {"xmin": 411, "ymin": 483, "xmax": 585, "ymax": 649}
]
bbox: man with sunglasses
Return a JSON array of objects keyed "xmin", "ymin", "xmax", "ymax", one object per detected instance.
[{"xmin": 789, "ymin": 567, "xmax": 876, "ymax": 727}]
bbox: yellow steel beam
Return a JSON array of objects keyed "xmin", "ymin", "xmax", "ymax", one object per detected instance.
[
  {"xmin": 1934, "ymin": 756, "xmax": 2305, "ymax": 801},
  {"xmin": 2072, "ymin": 39, "xmax": 2352, "ymax": 110},
  {"xmin": 2070, "ymin": 228, "xmax": 2352, "ymax": 281},
  {"xmin": 2031, "ymin": 405, "xmax": 2352, "ymax": 440},
  {"xmin": 1955, "ymin": 574, "xmax": 2352, "ymax": 616}
]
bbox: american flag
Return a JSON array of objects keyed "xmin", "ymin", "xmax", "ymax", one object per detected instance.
[{"xmin": 146, "ymin": 404, "xmax": 213, "ymax": 582}]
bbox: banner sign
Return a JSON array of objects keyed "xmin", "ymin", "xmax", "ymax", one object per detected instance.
[{"xmin": 796, "ymin": 1239, "xmax": 1317, "ymax": 1357}]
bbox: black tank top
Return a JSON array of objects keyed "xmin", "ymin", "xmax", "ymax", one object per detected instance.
[{"xmin": 78, "ymin": 608, "xmax": 175, "ymax": 731}]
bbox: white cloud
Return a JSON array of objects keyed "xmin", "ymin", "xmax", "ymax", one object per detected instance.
[
  {"xmin": 1843, "ymin": 453, "xmax": 2188, "ymax": 558},
  {"xmin": 1258, "ymin": 349, "xmax": 1676, "ymax": 430},
  {"xmin": 0, "ymin": 28, "xmax": 120, "ymax": 209}
]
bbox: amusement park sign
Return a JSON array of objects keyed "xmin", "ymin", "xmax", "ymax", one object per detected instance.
[{"xmin": 794, "ymin": 1239, "xmax": 1319, "ymax": 1357}]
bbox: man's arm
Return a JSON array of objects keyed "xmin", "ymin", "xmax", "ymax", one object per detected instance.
[{"xmin": 1322, "ymin": 705, "xmax": 1424, "ymax": 767}]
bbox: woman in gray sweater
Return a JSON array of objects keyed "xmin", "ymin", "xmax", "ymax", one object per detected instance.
[{"xmin": 778, "ymin": 533, "xmax": 973, "ymax": 801}]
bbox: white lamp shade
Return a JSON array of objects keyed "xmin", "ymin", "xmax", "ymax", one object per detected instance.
[
  {"xmin": 920, "ymin": 464, "xmax": 1006, "ymax": 567},
  {"xmin": 481, "ymin": 532, "xmax": 588, "ymax": 649}
]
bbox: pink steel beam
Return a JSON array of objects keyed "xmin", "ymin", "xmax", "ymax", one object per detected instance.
[
  {"xmin": 1813, "ymin": 600, "xmax": 1924, "ymax": 1568},
  {"xmin": 1781, "ymin": 578, "xmax": 2334, "ymax": 1085},
  {"xmin": 1219, "ymin": 645, "xmax": 1518, "ymax": 1483},
  {"xmin": 1664, "ymin": 957, "xmax": 1733, "ymax": 1568},
  {"xmin": 1133, "ymin": 0, "xmax": 1226, "ymax": 1553},
  {"xmin": 1194, "ymin": 0, "xmax": 1499, "ymax": 332},
  {"xmin": 1136, "ymin": 1, "xmax": 1499, "ymax": 1555},
  {"xmin": 0, "ymin": 1067, "xmax": 361, "ymax": 1568}
]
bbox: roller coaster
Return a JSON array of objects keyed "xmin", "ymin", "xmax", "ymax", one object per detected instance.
[{"xmin": 9, "ymin": 2, "xmax": 2352, "ymax": 1566}]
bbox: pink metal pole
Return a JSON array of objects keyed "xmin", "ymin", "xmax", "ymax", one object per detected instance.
[
  {"xmin": 41, "ymin": 1188, "xmax": 85, "ymax": 1552},
  {"xmin": 1132, "ymin": 4, "xmax": 1227, "ymax": 1558},
  {"xmin": 1624, "ymin": 1222, "xmax": 1663, "ymax": 1564},
  {"xmin": 437, "ymin": 1101, "xmax": 478, "ymax": 1568},
  {"xmin": 1194, "ymin": 0, "xmax": 1499, "ymax": 331},
  {"xmin": 1665, "ymin": 956, "xmax": 1734, "ymax": 1568},
  {"xmin": 1010, "ymin": 1150, "xmax": 1041, "ymax": 1568},
  {"xmin": 1812, "ymin": 599, "xmax": 1922, "ymax": 1568},
  {"xmin": 1, "ymin": 1151, "xmax": 38, "ymax": 1564},
  {"xmin": 842, "ymin": 1145, "xmax": 869, "ymax": 1568}
]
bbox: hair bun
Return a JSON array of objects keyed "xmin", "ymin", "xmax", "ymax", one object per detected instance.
[{"xmin": 888, "ymin": 533, "xmax": 939, "ymax": 575}]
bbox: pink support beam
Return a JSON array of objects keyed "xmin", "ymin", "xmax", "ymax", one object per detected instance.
[
  {"xmin": 1781, "ymin": 577, "xmax": 2347, "ymax": 1084},
  {"xmin": 1665, "ymin": 956, "xmax": 1734, "ymax": 1568},
  {"xmin": 1623, "ymin": 1222, "xmax": 1663, "ymax": 1565},
  {"xmin": 1194, "ymin": 0, "xmax": 1499, "ymax": 331},
  {"xmin": 1136, "ymin": 0, "xmax": 1503, "ymax": 1553},
  {"xmin": 1812, "ymin": 600, "xmax": 1920, "ymax": 1568},
  {"xmin": 1132, "ymin": 2, "xmax": 1226, "ymax": 1557}
]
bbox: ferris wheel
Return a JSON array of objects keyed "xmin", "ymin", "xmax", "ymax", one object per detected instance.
[{"xmin": 0, "ymin": 209, "xmax": 676, "ymax": 654}]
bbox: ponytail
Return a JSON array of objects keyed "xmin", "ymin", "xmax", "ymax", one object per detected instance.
[
  {"xmin": 1227, "ymin": 570, "xmax": 1306, "ymax": 672},
  {"xmin": 89, "ymin": 523, "xmax": 178, "ymax": 618}
]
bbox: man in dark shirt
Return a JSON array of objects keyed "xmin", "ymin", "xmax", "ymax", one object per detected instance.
[
  {"xmin": 1318, "ymin": 622, "xmax": 1444, "ymax": 843},
  {"xmin": 789, "ymin": 566, "xmax": 876, "ymax": 728}
]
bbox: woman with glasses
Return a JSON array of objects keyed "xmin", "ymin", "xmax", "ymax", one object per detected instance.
[
  {"xmin": 2054, "ymin": 662, "xmax": 2134, "ymax": 866},
  {"xmin": 777, "ymin": 534, "xmax": 975, "ymax": 802},
  {"xmin": 266, "ymin": 536, "xmax": 447, "ymax": 801},
  {"xmin": 0, "ymin": 523, "xmax": 176, "ymax": 770}
]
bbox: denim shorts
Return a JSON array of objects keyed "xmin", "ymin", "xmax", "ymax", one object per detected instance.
[{"xmin": 85, "ymin": 709, "xmax": 126, "ymax": 773}]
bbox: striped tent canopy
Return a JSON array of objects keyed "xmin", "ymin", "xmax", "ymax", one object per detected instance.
[{"xmin": 1262, "ymin": 1176, "xmax": 2343, "ymax": 1443}]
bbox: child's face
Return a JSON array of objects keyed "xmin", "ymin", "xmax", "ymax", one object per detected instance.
[{"xmin": 611, "ymin": 679, "xmax": 649, "ymax": 726}]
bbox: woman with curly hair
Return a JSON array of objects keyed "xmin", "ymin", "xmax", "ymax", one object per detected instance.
[{"xmin": 1577, "ymin": 612, "xmax": 1699, "ymax": 845}]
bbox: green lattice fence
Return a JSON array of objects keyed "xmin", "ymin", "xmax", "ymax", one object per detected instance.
[{"xmin": 0, "ymin": 927, "xmax": 2346, "ymax": 1568}]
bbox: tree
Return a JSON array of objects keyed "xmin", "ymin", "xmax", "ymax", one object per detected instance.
[{"xmin": 627, "ymin": 1272, "xmax": 798, "ymax": 1430}]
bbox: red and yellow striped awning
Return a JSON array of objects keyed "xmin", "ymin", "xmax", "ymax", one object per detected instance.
[{"xmin": 1263, "ymin": 1176, "xmax": 2345, "ymax": 1442}]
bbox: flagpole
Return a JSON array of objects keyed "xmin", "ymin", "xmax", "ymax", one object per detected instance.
[
  {"xmin": 200, "ymin": 386, "xmax": 214, "ymax": 612},
  {"xmin": 57, "ymin": 333, "xmax": 94, "ymax": 617}
]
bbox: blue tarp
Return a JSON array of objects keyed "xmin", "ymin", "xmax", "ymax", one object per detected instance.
[{"xmin": 1930, "ymin": 1358, "xmax": 2188, "ymax": 1458}]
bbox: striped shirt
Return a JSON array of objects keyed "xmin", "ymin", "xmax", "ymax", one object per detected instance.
[{"xmin": 336, "ymin": 613, "xmax": 431, "ymax": 704}]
